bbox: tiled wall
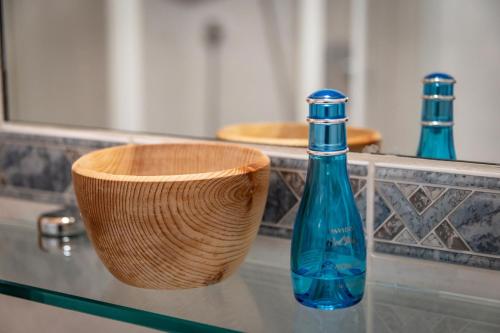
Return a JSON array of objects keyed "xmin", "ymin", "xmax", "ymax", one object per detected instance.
[
  {"xmin": 373, "ymin": 167, "xmax": 500, "ymax": 270},
  {"xmin": 0, "ymin": 132, "xmax": 499, "ymax": 272},
  {"xmin": 0, "ymin": 132, "xmax": 123, "ymax": 204}
]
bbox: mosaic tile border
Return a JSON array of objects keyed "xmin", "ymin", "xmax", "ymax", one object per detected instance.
[
  {"xmin": 374, "ymin": 166, "xmax": 500, "ymax": 270},
  {"xmin": 260, "ymin": 156, "xmax": 368, "ymax": 239}
]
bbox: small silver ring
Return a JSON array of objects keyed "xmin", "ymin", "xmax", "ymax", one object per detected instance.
[
  {"xmin": 307, "ymin": 148, "xmax": 349, "ymax": 156},
  {"xmin": 421, "ymin": 121, "xmax": 454, "ymax": 127},
  {"xmin": 422, "ymin": 78, "xmax": 456, "ymax": 84},
  {"xmin": 306, "ymin": 117, "xmax": 349, "ymax": 124},
  {"xmin": 306, "ymin": 97, "xmax": 349, "ymax": 104},
  {"xmin": 422, "ymin": 95, "xmax": 455, "ymax": 101}
]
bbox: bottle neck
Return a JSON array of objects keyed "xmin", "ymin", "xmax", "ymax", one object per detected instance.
[
  {"xmin": 421, "ymin": 100, "xmax": 454, "ymax": 122},
  {"xmin": 308, "ymin": 103, "xmax": 347, "ymax": 153},
  {"xmin": 417, "ymin": 126, "xmax": 456, "ymax": 160},
  {"xmin": 421, "ymin": 81, "xmax": 454, "ymax": 122},
  {"xmin": 307, "ymin": 154, "xmax": 349, "ymax": 180}
]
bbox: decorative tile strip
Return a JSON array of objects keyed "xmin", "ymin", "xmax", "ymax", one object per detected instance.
[{"xmin": 374, "ymin": 166, "xmax": 500, "ymax": 270}]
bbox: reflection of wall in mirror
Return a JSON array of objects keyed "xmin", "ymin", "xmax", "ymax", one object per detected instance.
[
  {"xmin": 364, "ymin": 0, "xmax": 500, "ymax": 163},
  {"xmin": 4, "ymin": 0, "xmax": 353, "ymax": 139}
]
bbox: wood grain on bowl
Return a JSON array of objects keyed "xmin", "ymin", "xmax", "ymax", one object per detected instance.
[{"xmin": 72, "ymin": 143, "xmax": 270, "ymax": 289}]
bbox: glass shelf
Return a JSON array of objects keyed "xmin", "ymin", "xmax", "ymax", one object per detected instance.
[{"xmin": 1, "ymin": 221, "xmax": 500, "ymax": 333}]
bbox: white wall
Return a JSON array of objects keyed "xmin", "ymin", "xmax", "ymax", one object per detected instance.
[
  {"xmin": 141, "ymin": 0, "xmax": 298, "ymax": 137},
  {"xmin": 4, "ymin": 0, "xmax": 299, "ymax": 137},
  {"xmin": 4, "ymin": 0, "xmax": 107, "ymax": 128},
  {"xmin": 4, "ymin": 0, "xmax": 498, "ymax": 163},
  {"xmin": 364, "ymin": 0, "xmax": 500, "ymax": 163}
]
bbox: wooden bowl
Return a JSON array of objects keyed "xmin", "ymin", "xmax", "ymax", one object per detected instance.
[
  {"xmin": 216, "ymin": 122, "xmax": 382, "ymax": 152},
  {"xmin": 72, "ymin": 143, "xmax": 270, "ymax": 289}
]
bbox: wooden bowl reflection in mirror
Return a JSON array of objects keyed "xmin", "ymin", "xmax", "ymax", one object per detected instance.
[
  {"xmin": 72, "ymin": 143, "xmax": 270, "ymax": 289},
  {"xmin": 217, "ymin": 122, "xmax": 382, "ymax": 152}
]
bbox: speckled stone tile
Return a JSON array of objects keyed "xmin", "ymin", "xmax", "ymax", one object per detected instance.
[
  {"xmin": 262, "ymin": 170, "xmax": 298, "ymax": 223},
  {"xmin": 350, "ymin": 178, "xmax": 367, "ymax": 195},
  {"xmin": 376, "ymin": 181, "xmax": 470, "ymax": 239},
  {"xmin": 421, "ymin": 233, "xmax": 444, "ymax": 248},
  {"xmin": 374, "ymin": 242, "xmax": 500, "ymax": 270},
  {"xmin": 355, "ymin": 187, "xmax": 367, "ymax": 227},
  {"xmin": 258, "ymin": 223, "xmax": 293, "ymax": 239},
  {"xmin": 279, "ymin": 171, "xmax": 304, "ymax": 197},
  {"xmin": 449, "ymin": 192, "xmax": 500, "ymax": 256},
  {"xmin": 394, "ymin": 229, "xmax": 418, "ymax": 245},
  {"xmin": 374, "ymin": 214, "xmax": 405, "ymax": 240},
  {"xmin": 374, "ymin": 190, "xmax": 392, "ymax": 230},
  {"xmin": 270, "ymin": 156, "xmax": 368, "ymax": 177},
  {"xmin": 0, "ymin": 133, "xmax": 124, "ymax": 204},
  {"xmin": 350, "ymin": 178, "xmax": 361, "ymax": 194},
  {"xmin": 0, "ymin": 172, "xmax": 6, "ymax": 187},
  {"xmin": 0, "ymin": 132, "xmax": 124, "ymax": 150},
  {"xmin": 434, "ymin": 220, "xmax": 469, "ymax": 251},
  {"xmin": 347, "ymin": 164, "xmax": 368, "ymax": 177},
  {"xmin": 423, "ymin": 185, "xmax": 446, "ymax": 201},
  {"xmin": 0, "ymin": 144, "xmax": 73, "ymax": 192},
  {"xmin": 397, "ymin": 183, "xmax": 418, "ymax": 199},
  {"xmin": 278, "ymin": 203, "xmax": 299, "ymax": 227},
  {"xmin": 376, "ymin": 167, "xmax": 500, "ymax": 191},
  {"xmin": 270, "ymin": 156, "xmax": 308, "ymax": 171},
  {"xmin": 409, "ymin": 187, "xmax": 432, "ymax": 213}
]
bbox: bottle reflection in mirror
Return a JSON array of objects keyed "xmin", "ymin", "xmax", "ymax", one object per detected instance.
[
  {"xmin": 291, "ymin": 89, "xmax": 366, "ymax": 310},
  {"xmin": 417, "ymin": 73, "xmax": 456, "ymax": 160}
]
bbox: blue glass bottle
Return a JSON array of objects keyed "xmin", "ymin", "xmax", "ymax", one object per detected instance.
[
  {"xmin": 291, "ymin": 89, "xmax": 366, "ymax": 310},
  {"xmin": 416, "ymin": 72, "xmax": 456, "ymax": 160}
]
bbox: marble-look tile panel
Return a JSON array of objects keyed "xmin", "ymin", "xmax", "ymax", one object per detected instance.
[
  {"xmin": 434, "ymin": 220, "xmax": 469, "ymax": 251},
  {"xmin": 347, "ymin": 164, "xmax": 369, "ymax": 177},
  {"xmin": 0, "ymin": 185, "xmax": 70, "ymax": 205},
  {"xmin": 277, "ymin": 203, "xmax": 300, "ymax": 228},
  {"xmin": 374, "ymin": 214, "xmax": 405, "ymax": 240},
  {"xmin": 279, "ymin": 171, "xmax": 305, "ymax": 197},
  {"xmin": 270, "ymin": 156, "xmax": 308, "ymax": 171},
  {"xmin": 258, "ymin": 224, "xmax": 293, "ymax": 239},
  {"xmin": 262, "ymin": 170, "xmax": 298, "ymax": 224},
  {"xmin": 376, "ymin": 181, "xmax": 470, "ymax": 239},
  {"xmin": 394, "ymin": 229, "xmax": 418, "ymax": 245},
  {"xmin": 374, "ymin": 164, "xmax": 500, "ymax": 270},
  {"xmin": 373, "ymin": 191, "xmax": 392, "ymax": 230},
  {"xmin": 423, "ymin": 185, "xmax": 446, "ymax": 201},
  {"xmin": 421, "ymin": 233, "xmax": 444, "ymax": 248},
  {"xmin": 397, "ymin": 183, "xmax": 418, "ymax": 199},
  {"xmin": 449, "ymin": 192, "xmax": 500, "ymax": 255},
  {"xmin": 376, "ymin": 167, "xmax": 500, "ymax": 191},
  {"xmin": 355, "ymin": 187, "xmax": 367, "ymax": 228},
  {"xmin": 408, "ymin": 187, "xmax": 432, "ymax": 213},
  {"xmin": 270, "ymin": 156, "xmax": 368, "ymax": 177},
  {"xmin": 0, "ymin": 132, "xmax": 124, "ymax": 150},
  {"xmin": 0, "ymin": 144, "xmax": 73, "ymax": 192}
]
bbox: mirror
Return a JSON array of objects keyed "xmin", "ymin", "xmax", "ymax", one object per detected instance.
[{"xmin": 2, "ymin": 0, "xmax": 499, "ymax": 164}]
